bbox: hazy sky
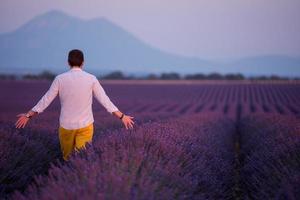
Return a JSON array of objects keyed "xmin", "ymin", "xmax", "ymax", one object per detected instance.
[{"xmin": 0, "ymin": 0, "xmax": 299, "ymax": 60}]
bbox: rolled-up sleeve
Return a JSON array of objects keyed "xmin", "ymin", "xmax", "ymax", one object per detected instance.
[
  {"xmin": 92, "ymin": 77, "xmax": 119, "ymax": 114},
  {"xmin": 31, "ymin": 77, "xmax": 59, "ymax": 113}
]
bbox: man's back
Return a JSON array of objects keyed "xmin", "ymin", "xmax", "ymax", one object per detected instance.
[
  {"xmin": 31, "ymin": 67, "xmax": 119, "ymax": 129},
  {"xmin": 58, "ymin": 68, "xmax": 97, "ymax": 129}
]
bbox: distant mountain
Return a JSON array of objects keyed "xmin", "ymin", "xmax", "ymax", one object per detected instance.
[
  {"xmin": 0, "ymin": 10, "xmax": 299, "ymax": 77},
  {"xmin": 0, "ymin": 10, "xmax": 212, "ymax": 75}
]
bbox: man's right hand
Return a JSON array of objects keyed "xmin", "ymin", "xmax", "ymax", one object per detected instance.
[{"xmin": 122, "ymin": 115, "xmax": 134, "ymax": 130}]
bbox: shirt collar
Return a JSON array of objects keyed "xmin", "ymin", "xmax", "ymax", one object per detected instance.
[{"xmin": 70, "ymin": 67, "xmax": 82, "ymax": 72}]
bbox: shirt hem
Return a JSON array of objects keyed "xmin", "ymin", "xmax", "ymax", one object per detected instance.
[{"xmin": 59, "ymin": 120, "xmax": 94, "ymax": 130}]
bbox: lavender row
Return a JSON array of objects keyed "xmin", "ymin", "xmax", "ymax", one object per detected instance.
[
  {"xmin": 12, "ymin": 114, "xmax": 236, "ymax": 200},
  {"xmin": 0, "ymin": 112, "xmax": 179, "ymax": 199},
  {"xmin": 0, "ymin": 122, "xmax": 61, "ymax": 199},
  {"xmin": 238, "ymin": 114, "xmax": 300, "ymax": 199},
  {"xmin": 0, "ymin": 81, "xmax": 299, "ymax": 122}
]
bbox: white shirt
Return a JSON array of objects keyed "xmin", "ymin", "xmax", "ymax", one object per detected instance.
[{"xmin": 31, "ymin": 67, "xmax": 119, "ymax": 130}]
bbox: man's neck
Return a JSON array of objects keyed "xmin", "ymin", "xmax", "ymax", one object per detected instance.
[{"xmin": 71, "ymin": 66, "xmax": 82, "ymax": 69}]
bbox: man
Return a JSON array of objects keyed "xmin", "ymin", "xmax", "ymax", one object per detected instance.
[{"xmin": 15, "ymin": 49, "xmax": 134, "ymax": 161}]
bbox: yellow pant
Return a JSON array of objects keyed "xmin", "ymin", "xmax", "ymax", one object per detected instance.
[{"xmin": 58, "ymin": 123, "xmax": 94, "ymax": 161}]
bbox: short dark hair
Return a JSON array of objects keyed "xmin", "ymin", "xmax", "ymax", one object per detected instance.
[{"xmin": 68, "ymin": 49, "xmax": 84, "ymax": 67}]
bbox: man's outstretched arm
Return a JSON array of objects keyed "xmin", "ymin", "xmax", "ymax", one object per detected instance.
[
  {"xmin": 15, "ymin": 77, "xmax": 59, "ymax": 129},
  {"xmin": 92, "ymin": 78, "xmax": 134, "ymax": 129}
]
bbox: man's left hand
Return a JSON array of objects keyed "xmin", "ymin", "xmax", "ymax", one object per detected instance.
[{"xmin": 15, "ymin": 113, "xmax": 30, "ymax": 129}]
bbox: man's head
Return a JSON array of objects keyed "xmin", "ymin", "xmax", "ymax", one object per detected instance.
[{"xmin": 68, "ymin": 49, "xmax": 84, "ymax": 68}]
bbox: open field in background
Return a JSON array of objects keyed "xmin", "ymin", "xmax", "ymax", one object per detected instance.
[
  {"xmin": 0, "ymin": 80, "xmax": 299, "ymax": 200},
  {"xmin": 99, "ymin": 79, "xmax": 300, "ymax": 85}
]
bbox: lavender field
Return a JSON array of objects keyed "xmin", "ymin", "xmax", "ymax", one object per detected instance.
[{"xmin": 0, "ymin": 80, "xmax": 300, "ymax": 200}]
